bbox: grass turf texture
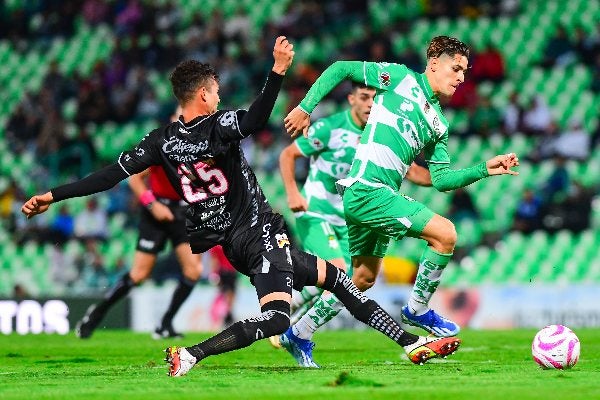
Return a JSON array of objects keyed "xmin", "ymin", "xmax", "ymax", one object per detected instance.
[{"xmin": 1, "ymin": 329, "xmax": 599, "ymax": 399}]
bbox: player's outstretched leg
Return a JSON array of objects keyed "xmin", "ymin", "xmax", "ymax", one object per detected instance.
[
  {"xmin": 165, "ymin": 300, "xmax": 290, "ymax": 377},
  {"xmin": 402, "ymin": 247, "xmax": 460, "ymax": 337},
  {"xmin": 316, "ymin": 260, "xmax": 460, "ymax": 364},
  {"xmin": 76, "ymin": 273, "xmax": 135, "ymax": 339}
]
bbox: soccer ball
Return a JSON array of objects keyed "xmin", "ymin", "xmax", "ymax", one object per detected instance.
[{"xmin": 531, "ymin": 324, "xmax": 580, "ymax": 369}]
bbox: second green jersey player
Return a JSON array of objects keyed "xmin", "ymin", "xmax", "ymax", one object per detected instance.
[{"xmin": 282, "ymin": 36, "xmax": 519, "ymax": 366}]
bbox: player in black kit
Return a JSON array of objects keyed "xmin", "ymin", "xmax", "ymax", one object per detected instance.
[{"xmin": 21, "ymin": 37, "xmax": 460, "ymax": 376}]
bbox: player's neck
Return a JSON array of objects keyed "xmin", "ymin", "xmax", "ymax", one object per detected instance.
[
  {"xmin": 424, "ymin": 68, "xmax": 440, "ymax": 97},
  {"xmin": 180, "ymin": 104, "xmax": 213, "ymax": 123},
  {"xmin": 349, "ymin": 110, "xmax": 366, "ymax": 130}
]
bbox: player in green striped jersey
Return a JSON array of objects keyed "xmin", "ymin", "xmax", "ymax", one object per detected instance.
[
  {"xmin": 283, "ymin": 36, "xmax": 518, "ymax": 365},
  {"xmin": 272, "ymin": 84, "xmax": 431, "ymax": 361}
]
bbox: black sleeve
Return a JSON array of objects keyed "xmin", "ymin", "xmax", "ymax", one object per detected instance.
[
  {"xmin": 237, "ymin": 70, "xmax": 284, "ymax": 137},
  {"xmin": 51, "ymin": 127, "xmax": 164, "ymax": 202},
  {"xmin": 51, "ymin": 163, "xmax": 129, "ymax": 202}
]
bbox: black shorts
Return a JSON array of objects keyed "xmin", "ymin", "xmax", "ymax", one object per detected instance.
[
  {"xmin": 220, "ymin": 213, "xmax": 318, "ymax": 300},
  {"xmin": 136, "ymin": 199, "xmax": 189, "ymax": 254}
]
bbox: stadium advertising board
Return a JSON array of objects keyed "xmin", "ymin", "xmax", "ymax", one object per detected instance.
[
  {"xmin": 0, "ymin": 297, "xmax": 130, "ymax": 335},
  {"xmin": 131, "ymin": 283, "xmax": 600, "ymax": 331}
]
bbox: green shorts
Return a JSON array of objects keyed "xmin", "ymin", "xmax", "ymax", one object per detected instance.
[
  {"xmin": 295, "ymin": 213, "xmax": 351, "ymax": 268},
  {"xmin": 343, "ymin": 183, "xmax": 434, "ymax": 258}
]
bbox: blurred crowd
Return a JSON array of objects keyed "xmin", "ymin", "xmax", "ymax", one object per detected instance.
[{"xmin": 1, "ymin": 0, "xmax": 600, "ymax": 293}]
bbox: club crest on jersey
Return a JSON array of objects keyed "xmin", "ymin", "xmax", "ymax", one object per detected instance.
[
  {"xmin": 379, "ymin": 71, "xmax": 391, "ymax": 87},
  {"xmin": 275, "ymin": 233, "xmax": 290, "ymax": 248},
  {"xmin": 218, "ymin": 111, "xmax": 237, "ymax": 129},
  {"xmin": 311, "ymin": 138, "xmax": 323, "ymax": 150}
]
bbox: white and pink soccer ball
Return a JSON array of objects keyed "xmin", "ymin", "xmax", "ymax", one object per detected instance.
[{"xmin": 532, "ymin": 324, "xmax": 580, "ymax": 369}]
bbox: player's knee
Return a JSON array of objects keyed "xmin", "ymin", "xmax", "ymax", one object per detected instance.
[
  {"xmin": 440, "ymin": 221, "xmax": 458, "ymax": 252},
  {"xmin": 352, "ymin": 270, "xmax": 376, "ymax": 291},
  {"xmin": 430, "ymin": 219, "xmax": 457, "ymax": 253}
]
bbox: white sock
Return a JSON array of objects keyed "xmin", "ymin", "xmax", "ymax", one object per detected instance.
[
  {"xmin": 407, "ymin": 298, "xmax": 429, "ymax": 316},
  {"xmin": 292, "ymin": 292, "xmax": 343, "ymax": 340}
]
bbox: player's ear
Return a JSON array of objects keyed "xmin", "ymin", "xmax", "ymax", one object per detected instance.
[
  {"xmin": 429, "ymin": 57, "xmax": 439, "ymax": 72},
  {"xmin": 199, "ymin": 86, "xmax": 207, "ymax": 102},
  {"xmin": 347, "ymin": 93, "xmax": 355, "ymax": 106}
]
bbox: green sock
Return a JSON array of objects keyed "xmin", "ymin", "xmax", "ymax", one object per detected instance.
[
  {"xmin": 407, "ymin": 246, "xmax": 452, "ymax": 316},
  {"xmin": 292, "ymin": 291, "xmax": 343, "ymax": 340},
  {"xmin": 291, "ymin": 286, "xmax": 323, "ymax": 314}
]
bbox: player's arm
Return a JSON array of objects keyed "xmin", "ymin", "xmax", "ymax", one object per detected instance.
[
  {"xmin": 128, "ymin": 168, "xmax": 174, "ymax": 222},
  {"xmin": 22, "ymin": 130, "xmax": 161, "ymax": 219},
  {"xmin": 280, "ymin": 118, "xmax": 331, "ymax": 211},
  {"xmin": 279, "ymin": 144, "xmax": 308, "ymax": 212},
  {"xmin": 235, "ymin": 36, "xmax": 294, "ymax": 138},
  {"xmin": 405, "ymin": 162, "xmax": 432, "ymax": 186},
  {"xmin": 22, "ymin": 163, "xmax": 130, "ymax": 218},
  {"xmin": 426, "ymin": 136, "xmax": 518, "ymax": 191},
  {"xmin": 285, "ymin": 61, "xmax": 405, "ymax": 136},
  {"xmin": 285, "ymin": 61, "xmax": 365, "ymax": 136}
]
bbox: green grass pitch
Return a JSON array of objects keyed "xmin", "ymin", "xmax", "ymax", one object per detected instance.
[{"xmin": 1, "ymin": 329, "xmax": 599, "ymax": 399}]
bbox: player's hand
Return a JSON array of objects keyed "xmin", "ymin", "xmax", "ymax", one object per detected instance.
[
  {"xmin": 486, "ymin": 153, "xmax": 519, "ymax": 176},
  {"xmin": 272, "ymin": 36, "xmax": 294, "ymax": 75},
  {"xmin": 150, "ymin": 201, "xmax": 175, "ymax": 222},
  {"xmin": 287, "ymin": 192, "xmax": 308, "ymax": 212},
  {"xmin": 284, "ymin": 107, "xmax": 311, "ymax": 138},
  {"xmin": 21, "ymin": 191, "xmax": 54, "ymax": 219}
]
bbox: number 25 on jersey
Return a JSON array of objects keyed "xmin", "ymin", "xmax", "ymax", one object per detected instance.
[{"xmin": 179, "ymin": 161, "xmax": 229, "ymax": 203}]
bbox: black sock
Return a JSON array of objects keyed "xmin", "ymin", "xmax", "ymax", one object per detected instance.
[
  {"xmin": 321, "ymin": 263, "xmax": 419, "ymax": 347},
  {"xmin": 186, "ymin": 300, "xmax": 290, "ymax": 361},
  {"xmin": 92, "ymin": 273, "xmax": 134, "ymax": 319},
  {"xmin": 161, "ymin": 277, "xmax": 195, "ymax": 328}
]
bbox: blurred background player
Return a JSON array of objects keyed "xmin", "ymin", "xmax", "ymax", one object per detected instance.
[
  {"xmin": 272, "ymin": 83, "xmax": 432, "ymax": 355},
  {"xmin": 76, "ymin": 109, "xmax": 203, "ymax": 339},
  {"xmin": 209, "ymin": 245, "xmax": 238, "ymax": 329},
  {"xmin": 283, "ymin": 35, "xmax": 518, "ymax": 364}
]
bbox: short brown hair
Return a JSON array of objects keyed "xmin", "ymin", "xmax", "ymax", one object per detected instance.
[
  {"xmin": 169, "ymin": 60, "xmax": 219, "ymax": 104},
  {"xmin": 426, "ymin": 36, "xmax": 469, "ymax": 60}
]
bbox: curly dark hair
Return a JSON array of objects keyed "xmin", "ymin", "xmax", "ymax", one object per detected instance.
[
  {"xmin": 426, "ymin": 36, "xmax": 469, "ymax": 60},
  {"xmin": 169, "ymin": 60, "xmax": 219, "ymax": 105}
]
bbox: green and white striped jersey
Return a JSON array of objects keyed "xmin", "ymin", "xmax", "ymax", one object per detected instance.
[
  {"xmin": 300, "ymin": 62, "xmax": 452, "ymax": 193},
  {"xmin": 295, "ymin": 109, "xmax": 362, "ymax": 226}
]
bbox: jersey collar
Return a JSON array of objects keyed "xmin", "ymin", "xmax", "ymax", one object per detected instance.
[{"xmin": 178, "ymin": 114, "xmax": 210, "ymax": 130}]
